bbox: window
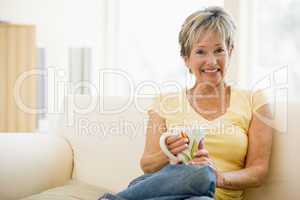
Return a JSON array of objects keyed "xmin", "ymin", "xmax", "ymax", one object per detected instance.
[
  {"xmin": 251, "ymin": 0, "xmax": 299, "ymax": 100},
  {"xmin": 69, "ymin": 48, "xmax": 92, "ymax": 94}
]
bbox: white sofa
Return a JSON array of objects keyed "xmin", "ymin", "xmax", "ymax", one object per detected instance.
[{"xmin": 0, "ymin": 95, "xmax": 299, "ymax": 200}]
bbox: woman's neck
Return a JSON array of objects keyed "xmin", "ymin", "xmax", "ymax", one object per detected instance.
[
  {"xmin": 187, "ymin": 81, "xmax": 231, "ymax": 115},
  {"xmin": 190, "ymin": 82, "xmax": 227, "ymax": 97}
]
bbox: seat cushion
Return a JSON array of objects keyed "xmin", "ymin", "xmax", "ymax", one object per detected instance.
[{"xmin": 21, "ymin": 180, "xmax": 112, "ymax": 200}]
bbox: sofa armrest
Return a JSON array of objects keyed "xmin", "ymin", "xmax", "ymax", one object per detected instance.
[{"xmin": 0, "ymin": 134, "xmax": 73, "ymax": 200}]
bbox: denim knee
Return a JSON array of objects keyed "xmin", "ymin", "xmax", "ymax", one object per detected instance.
[
  {"xmin": 183, "ymin": 165, "xmax": 216, "ymax": 197},
  {"xmin": 127, "ymin": 173, "xmax": 154, "ymax": 188}
]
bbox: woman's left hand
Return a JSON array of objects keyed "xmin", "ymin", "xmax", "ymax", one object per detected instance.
[{"xmin": 187, "ymin": 148, "xmax": 225, "ymax": 187}]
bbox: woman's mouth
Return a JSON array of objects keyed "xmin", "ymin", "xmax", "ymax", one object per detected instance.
[{"xmin": 200, "ymin": 68, "xmax": 221, "ymax": 73}]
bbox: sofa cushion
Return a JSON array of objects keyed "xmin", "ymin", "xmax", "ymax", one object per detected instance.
[
  {"xmin": 21, "ymin": 180, "xmax": 111, "ymax": 200},
  {"xmin": 54, "ymin": 95, "xmax": 153, "ymax": 192},
  {"xmin": 0, "ymin": 134, "xmax": 73, "ymax": 200}
]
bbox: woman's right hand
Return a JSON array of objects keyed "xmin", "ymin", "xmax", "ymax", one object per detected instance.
[{"xmin": 165, "ymin": 135, "xmax": 189, "ymax": 156}]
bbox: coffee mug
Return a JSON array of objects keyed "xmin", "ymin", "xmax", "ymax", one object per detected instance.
[{"xmin": 160, "ymin": 127, "xmax": 205, "ymax": 164}]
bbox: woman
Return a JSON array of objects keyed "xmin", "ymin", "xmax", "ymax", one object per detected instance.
[{"xmin": 99, "ymin": 6, "xmax": 272, "ymax": 200}]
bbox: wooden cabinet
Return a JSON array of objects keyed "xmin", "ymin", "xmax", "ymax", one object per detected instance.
[{"xmin": 0, "ymin": 23, "xmax": 37, "ymax": 132}]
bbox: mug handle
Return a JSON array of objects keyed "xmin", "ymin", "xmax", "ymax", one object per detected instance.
[{"xmin": 159, "ymin": 132, "xmax": 179, "ymax": 162}]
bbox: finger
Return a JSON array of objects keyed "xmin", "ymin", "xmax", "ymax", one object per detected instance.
[
  {"xmin": 198, "ymin": 138, "xmax": 205, "ymax": 150},
  {"xmin": 168, "ymin": 138, "xmax": 189, "ymax": 149},
  {"xmin": 188, "ymin": 159, "xmax": 214, "ymax": 167},
  {"xmin": 188, "ymin": 160, "xmax": 210, "ymax": 166},
  {"xmin": 192, "ymin": 156, "xmax": 210, "ymax": 163},
  {"xmin": 188, "ymin": 157, "xmax": 214, "ymax": 165},
  {"xmin": 166, "ymin": 135, "xmax": 181, "ymax": 145},
  {"xmin": 170, "ymin": 143, "xmax": 188, "ymax": 155},
  {"xmin": 194, "ymin": 149, "xmax": 209, "ymax": 157}
]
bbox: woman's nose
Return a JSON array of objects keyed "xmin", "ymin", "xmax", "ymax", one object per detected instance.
[{"xmin": 204, "ymin": 53, "xmax": 217, "ymax": 66}]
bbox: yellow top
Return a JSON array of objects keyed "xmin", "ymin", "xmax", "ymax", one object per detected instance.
[{"xmin": 150, "ymin": 87, "xmax": 268, "ymax": 200}]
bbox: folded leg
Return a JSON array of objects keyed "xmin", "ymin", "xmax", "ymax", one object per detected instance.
[{"xmin": 99, "ymin": 164, "xmax": 216, "ymax": 200}]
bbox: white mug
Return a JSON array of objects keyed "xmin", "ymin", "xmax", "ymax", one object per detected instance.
[{"xmin": 160, "ymin": 127, "xmax": 205, "ymax": 164}]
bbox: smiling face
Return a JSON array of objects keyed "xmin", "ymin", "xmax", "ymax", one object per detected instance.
[{"xmin": 184, "ymin": 31, "xmax": 233, "ymax": 87}]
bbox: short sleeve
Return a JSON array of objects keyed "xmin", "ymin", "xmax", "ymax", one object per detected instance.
[
  {"xmin": 251, "ymin": 89, "xmax": 270, "ymax": 112},
  {"xmin": 148, "ymin": 93, "xmax": 182, "ymax": 119},
  {"xmin": 148, "ymin": 95, "xmax": 163, "ymax": 116}
]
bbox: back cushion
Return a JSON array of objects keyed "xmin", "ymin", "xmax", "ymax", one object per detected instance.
[{"xmin": 55, "ymin": 95, "xmax": 153, "ymax": 192}]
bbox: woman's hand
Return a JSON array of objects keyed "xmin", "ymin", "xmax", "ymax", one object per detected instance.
[
  {"xmin": 165, "ymin": 135, "xmax": 189, "ymax": 156},
  {"xmin": 188, "ymin": 148, "xmax": 225, "ymax": 187}
]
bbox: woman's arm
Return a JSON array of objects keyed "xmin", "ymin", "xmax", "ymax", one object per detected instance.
[
  {"xmin": 189, "ymin": 104, "xmax": 273, "ymax": 190},
  {"xmin": 140, "ymin": 110, "xmax": 169, "ymax": 173},
  {"xmin": 218, "ymin": 104, "xmax": 273, "ymax": 190}
]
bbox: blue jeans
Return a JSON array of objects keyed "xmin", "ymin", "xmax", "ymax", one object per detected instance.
[{"xmin": 98, "ymin": 164, "xmax": 216, "ymax": 200}]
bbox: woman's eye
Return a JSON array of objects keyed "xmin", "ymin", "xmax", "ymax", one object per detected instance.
[
  {"xmin": 215, "ymin": 48, "xmax": 225, "ymax": 54},
  {"xmin": 196, "ymin": 50, "xmax": 205, "ymax": 55}
]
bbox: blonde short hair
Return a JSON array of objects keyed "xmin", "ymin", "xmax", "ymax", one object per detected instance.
[{"xmin": 179, "ymin": 6, "xmax": 236, "ymax": 57}]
